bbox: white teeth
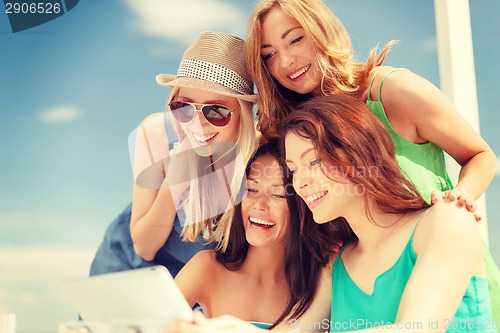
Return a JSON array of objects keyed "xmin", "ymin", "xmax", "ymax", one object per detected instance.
[
  {"xmin": 289, "ymin": 65, "xmax": 310, "ymax": 79},
  {"xmin": 306, "ymin": 191, "xmax": 326, "ymax": 205},
  {"xmin": 249, "ymin": 217, "xmax": 276, "ymax": 226},
  {"xmin": 193, "ymin": 132, "xmax": 217, "ymax": 142}
]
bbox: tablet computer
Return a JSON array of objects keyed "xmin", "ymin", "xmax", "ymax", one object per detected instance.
[{"xmin": 63, "ymin": 265, "xmax": 194, "ymax": 323}]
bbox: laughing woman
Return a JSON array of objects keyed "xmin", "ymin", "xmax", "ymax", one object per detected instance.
[{"xmin": 175, "ymin": 142, "xmax": 336, "ymax": 331}]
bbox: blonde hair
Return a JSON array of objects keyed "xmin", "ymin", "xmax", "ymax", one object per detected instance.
[
  {"xmin": 246, "ymin": 0, "xmax": 397, "ymax": 139},
  {"xmin": 167, "ymin": 87, "xmax": 257, "ymax": 251}
]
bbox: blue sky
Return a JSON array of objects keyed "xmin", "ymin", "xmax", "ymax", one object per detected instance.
[{"xmin": 0, "ymin": 1, "xmax": 499, "ymax": 332}]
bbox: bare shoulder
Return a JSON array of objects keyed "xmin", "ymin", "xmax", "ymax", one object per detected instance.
[
  {"xmin": 371, "ymin": 67, "xmax": 454, "ymax": 142},
  {"xmin": 421, "ymin": 200, "xmax": 476, "ymax": 229},
  {"xmin": 365, "ymin": 67, "xmax": 419, "ymax": 116},
  {"xmin": 189, "ymin": 250, "xmax": 219, "ymax": 267},
  {"xmin": 413, "ymin": 201, "xmax": 480, "ymax": 252},
  {"xmin": 138, "ymin": 112, "xmax": 170, "ymax": 140},
  {"xmin": 140, "ymin": 112, "xmax": 166, "ymax": 129},
  {"xmin": 375, "ymin": 68, "xmax": 445, "ymax": 109},
  {"xmin": 175, "ymin": 250, "xmax": 219, "ymax": 307},
  {"xmin": 178, "ymin": 250, "xmax": 218, "ymax": 276},
  {"xmin": 175, "ymin": 250, "xmax": 219, "ymax": 287}
]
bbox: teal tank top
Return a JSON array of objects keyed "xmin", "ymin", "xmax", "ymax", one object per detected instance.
[
  {"xmin": 250, "ymin": 322, "xmax": 271, "ymax": 330},
  {"xmin": 330, "ymin": 211, "xmax": 495, "ymax": 332},
  {"xmin": 365, "ymin": 68, "xmax": 454, "ymax": 204}
]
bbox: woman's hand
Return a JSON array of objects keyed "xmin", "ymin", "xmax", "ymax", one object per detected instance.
[
  {"xmin": 331, "ymin": 240, "xmax": 343, "ymax": 253},
  {"xmin": 430, "ymin": 188, "xmax": 481, "ymax": 222}
]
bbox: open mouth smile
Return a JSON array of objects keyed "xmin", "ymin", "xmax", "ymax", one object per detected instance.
[
  {"xmin": 192, "ymin": 132, "xmax": 218, "ymax": 144},
  {"xmin": 306, "ymin": 190, "xmax": 327, "ymax": 206},
  {"xmin": 249, "ymin": 216, "xmax": 276, "ymax": 230},
  {"xmin": 288, "ymin": 64, "xmax": 311, "ymax": 80}
]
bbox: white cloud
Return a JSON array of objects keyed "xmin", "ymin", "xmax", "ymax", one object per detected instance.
[
  {"xmin": 125, "ymin": 0, "xmax": 247, "ymax": 44},
  {"xmin": 420, "ymin": 36, "xmax": 437, "ymax": 54},
  {"xmin": 39, "ymin": 106, "xmax": 81, "ymax": 123}
]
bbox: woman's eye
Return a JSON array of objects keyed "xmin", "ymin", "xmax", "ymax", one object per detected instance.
[
  {"xmin": 309, "ymin": 158, "xmax": 321, "ymax": 167},
  {"xmin": 247, "ymin": 188, "xmax": 258, "ymax": 194},
  {"xmin": 291, "ymin": 36, "xmax": 303, "ymax": 45},
  {"xmin": 272, "ymin": 194, "xmax": 287, "ymax": 199},
  {"xmin": 261, "ymin": 52, "xmax": 275, "ymax": 62}
]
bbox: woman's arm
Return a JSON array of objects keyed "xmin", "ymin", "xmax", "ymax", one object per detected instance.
[
  {"xmin": 378, "ymin": 69, "xmax": 496, "ymax": 203},
  {"xmin": 174, "ymin": 250, "xmax": 215, "ymax": 309},
  {"xmin": 129, "ymin": 113, "xmax": 178, "ymax": 260},
  {"xmin": 131, "ymin": 182, "xmax": 177, "ymax": 260}
]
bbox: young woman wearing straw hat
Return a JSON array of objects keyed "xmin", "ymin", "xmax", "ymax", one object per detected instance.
[{"xmin": 89, "ymin": 31, "xmax": 258, "ymax": 277}]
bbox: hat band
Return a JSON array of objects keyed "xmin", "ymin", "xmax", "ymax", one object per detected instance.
[{"xmin": 177, "ymin": 59, "xmax": 252, "ymax": 95}]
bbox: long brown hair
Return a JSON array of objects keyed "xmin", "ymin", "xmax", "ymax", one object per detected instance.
[
  {"xmin": 246, "ymin": 0, "xmax": 397, "ymax": 140},
  {"xmin": 281, "ymin": 95, "xmax": 429, "ymax": 224},
  {"xmin": 216, "ymin": 141, "xmax": 339, "ymax": 327}
]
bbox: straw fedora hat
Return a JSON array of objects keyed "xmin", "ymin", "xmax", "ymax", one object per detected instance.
[{"xmin": 156, "ymin": 31, "xmax": 257, "ymax": 103}]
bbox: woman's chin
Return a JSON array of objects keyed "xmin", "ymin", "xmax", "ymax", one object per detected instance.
[
  {"xmin": 192, "ymin": 145, "xmax": 213, "ymax": 157},
  {"xmin": 192, "ymin": 140, "xmax": 236, "ymax": 158},
  {"xmin": 312, "ymin": 211, "xmax": 333, "ymax": 224}
]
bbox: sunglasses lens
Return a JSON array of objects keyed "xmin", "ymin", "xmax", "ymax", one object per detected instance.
[
  {"xmin": 169, "ymin": 101, "xmax": 195, "ymax": 123},
  {"xmin": 202, "ymin": 105, "xmax": 232, "ymax": 127}
]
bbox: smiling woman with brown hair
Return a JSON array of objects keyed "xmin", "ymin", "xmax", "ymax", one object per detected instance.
[
  {"xmin": 282, "ymin": 95, "xmax": 494, "ymax": 332},
  {"xmin": 175, "ymin": 141, "xmax": 336, "ymax": 331}
]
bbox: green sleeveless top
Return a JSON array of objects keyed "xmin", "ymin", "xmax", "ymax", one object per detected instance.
[
  {"xmin": 330, "ymin": 211, "xmax": 495, "ymax": 332},
  {"xmin": 365, "ymin": 68, "xmax": 454, "ymax": 203}
]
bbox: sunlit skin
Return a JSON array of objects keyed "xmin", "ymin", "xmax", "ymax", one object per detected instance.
[
  {"xmin": 176, "ymin": 87, "xmax": 241, "ymax": 158},
  {"xmin": 242, "ymin": 154, "xmax": 290, "ymax": 248},
  {"xmin": 257, "ymin": 6, "xmax": 496, "ymax": 219},
  {"xmin": 174, "ymin": 154, "xmax": 292, "ymax": 323},
  {"xmin": 260, "ymin": 6, "xmax": 323, "ymax": 96},
  {"xmin": 284, "ymin": 132, "xmax": 359, "ymax": 224},
  {"xmin": 165, "ymin": 132, "xmax": 489, "ymax": 332}
]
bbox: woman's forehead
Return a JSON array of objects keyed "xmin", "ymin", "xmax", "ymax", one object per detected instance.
[
  {"xmin": 177, "ymin": 87, "xmax": 237, "ymax": 104},
  {"xmin": 248, "ymin": 155, "xmax": 283, "ymax": 182}
]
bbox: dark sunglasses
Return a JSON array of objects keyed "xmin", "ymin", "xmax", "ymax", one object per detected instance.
[{"xmin": 168, "ymin": 101, "xmax": 236, "ymax": 127}]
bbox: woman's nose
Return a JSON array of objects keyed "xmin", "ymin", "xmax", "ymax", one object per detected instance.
[
  {"xmin": 280, "ymin": 50, "xmax": 296, "ymax": 69},
  {"xmin": 293, "ymin": 168, "xmax": 311, "ymax": 191},
  {"xmin": 253, "ymin": 193, "xmax": 269, "ymax": 211},
  {"xmin": 189, "ymin": 111, "xmax": 209, "ymax": 129}
]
